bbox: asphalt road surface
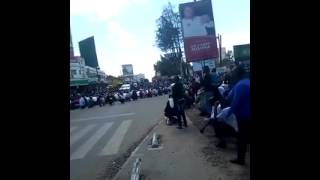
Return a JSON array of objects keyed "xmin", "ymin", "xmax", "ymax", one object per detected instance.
[{"xmin": 70, "ymin": 95, "xmax": 167, "ymax": 180}]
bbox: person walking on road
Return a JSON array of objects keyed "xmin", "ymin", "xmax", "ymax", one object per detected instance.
[
  {"xmin": 172, "ymin": 76, "xmax": 188, "ymax": 129},
  {"xmin": 226, "ymin": 65, "xmax": 250, "ymax": 165}
]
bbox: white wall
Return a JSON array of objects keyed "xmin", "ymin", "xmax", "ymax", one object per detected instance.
[
  {"xmin": 70, "ymin": 56, "xmax": 107, "ymax": 82},
  {"xmin": 70, "ymin": 57, "xmax": 87, "ymax": 79}
]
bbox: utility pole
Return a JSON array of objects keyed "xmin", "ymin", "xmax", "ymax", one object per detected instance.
[{"xmin": 217, "ymin": 34, "xmax": 222, "ymax": 65}]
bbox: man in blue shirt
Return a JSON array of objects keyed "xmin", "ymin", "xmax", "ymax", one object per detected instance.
[{"xmin": 227, "ymin": 65, "xmax": 250, "ymax": 165}]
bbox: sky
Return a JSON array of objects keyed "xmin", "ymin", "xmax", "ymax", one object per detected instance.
[{"xmin": 70, "ymin": 0, "xmax": 250, "ymax": 80}]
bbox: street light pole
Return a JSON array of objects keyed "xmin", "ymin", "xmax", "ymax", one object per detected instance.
[
  {"xmin": 96, "ymin": 66, "xmax": 100, "ymax": 83},
  {"xmin": 217, "ymin": 34, "xmax": 222, "ymax": 65}
]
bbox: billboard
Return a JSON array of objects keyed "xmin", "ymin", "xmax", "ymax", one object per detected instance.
[
  {"xmin": 179, "ymin": 0, "xmax": 218, "ymax": 62},
  {"xmin": 192, "ymin": 59, "xmax": 216, "ymax": 71},
  {"xmin": 79, "ymin": 36, "xmax": 99, "ymax": 68},
  {"xmin": 234, "ymin": 44, "xmax": 250, "ymax": 61},
  {"xmin": 192, "ymin": 59, "xmax": 215, "ymax": 72},
  {"xmin": 122, "ymin": 64, "xmax": 133, "ymax": 76},
  {"xmin": 234, "ymin": 44, "xmax": 250, "ymax": 75}
]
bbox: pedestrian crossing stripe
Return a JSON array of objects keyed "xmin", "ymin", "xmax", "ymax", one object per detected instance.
[
  {"xmin": 70, "ymin": 122, "xmax": 113, "ymax": 160},
  {"xmin": 70, "ymin": 120, "xmax": 134, "ymax": 160},
  {"xmin": 100, "ymin": 120, "xmax": 133, "ymax": 156},
  {"xmin": 70, "ymin": 124, "xmax": 96, "ymax": 146}
]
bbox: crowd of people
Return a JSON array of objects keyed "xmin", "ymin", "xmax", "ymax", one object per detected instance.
[
  {"xmin": 70, "ymin": 81, "xmax": 172, "ymax": 110},
  {"xmin": 164, "ymin": 64, "xmax": 250, "ymax": 165},
  {"xmin": 70, "ymin": 65, "xmax": 250, "ymax": 165}
]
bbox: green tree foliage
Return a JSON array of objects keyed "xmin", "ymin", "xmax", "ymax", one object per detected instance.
[
  {"xmin": 155, "ymin": 2, "xmax": 186, "ymax": 77},
  {"xmin": 154, "ymin": 55, "xmax": 181, "ymax": 77},
  {"xmin": 155, "ymin": 2, "xmax": 182, "ymax": 54}
]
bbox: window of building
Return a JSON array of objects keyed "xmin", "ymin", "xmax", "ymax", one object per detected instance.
[{"xmin": 71, "ymin": 70, "xmax": 77, "ymax": 78}]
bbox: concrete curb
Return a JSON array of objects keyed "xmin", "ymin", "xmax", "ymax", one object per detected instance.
[{"xmin": 112, "ymin": 119, "xmax": 163, "ymax": 180}]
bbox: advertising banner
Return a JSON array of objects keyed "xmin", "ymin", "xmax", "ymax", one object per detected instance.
[
  {"xmin": 192, "ymin": 59, "xmax": 215, "ymax": 72},
  {"xmin": 233, "ymin": 44, "xmax": 250, "ymax": 74},
  {"xmin": 179, "ymin": 0, "xmax": 218, "ymax": 62},
  {"xmin": 122, "ymin": 64, "xmax": 134, "ymax": 77},
  {"xmin": 234, "ymin": 44, "xmax": 250, "ymax": 61}
]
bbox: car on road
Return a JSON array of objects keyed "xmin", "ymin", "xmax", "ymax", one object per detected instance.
[{"xmin": 120, "ymin": 84, "xmax": 132, "ymax": 100}]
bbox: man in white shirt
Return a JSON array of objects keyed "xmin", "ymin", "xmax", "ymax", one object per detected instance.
[
  {"xmin": 79, "ymin": 96, "xmax": 85, "ymax": 109},
  {"xmin": 182, "ymin": 6, "xmax": 207, "ymax": 37}
]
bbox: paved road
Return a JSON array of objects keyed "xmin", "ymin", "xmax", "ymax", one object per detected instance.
[{"xmin": 70, "ymin": 95, "xmax": 167, "ymax": 180}]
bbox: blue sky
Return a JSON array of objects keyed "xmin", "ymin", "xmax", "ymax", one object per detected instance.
[{"xmin": 71, "ymin": 0, "xmax": 249, "ymax": 80}]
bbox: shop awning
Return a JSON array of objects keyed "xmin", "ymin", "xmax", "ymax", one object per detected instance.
[{"xmin": 70, "ymin": 79, "xmax": 89, "ymax": 87}]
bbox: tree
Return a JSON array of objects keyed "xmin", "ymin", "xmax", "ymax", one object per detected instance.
[
  {"xmin": 154, "ymin": 55, "xmax": 181, "ymax": 77},
  {"xmin": 155, "ymin": 3, "xmax": 184, "ymax": 76},
  {"xmin": 106, "ymin": 75, "xmax": 123, "ymax": 88}
]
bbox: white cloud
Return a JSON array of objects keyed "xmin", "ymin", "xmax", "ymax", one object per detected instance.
[
  {"xmin": 106, "ymin": 21, "xmax": 139, "ymax": 50},
  {"xmin": 94, "ymin": 21, "xmax": 159, "ymax": 80},
  {"xmin": 220, "ymin": 32, "xmax": 250, "ymax": 51},
  {"xmin": 70, "ymin": 0, "xmax": 147, "ymax": 21}
]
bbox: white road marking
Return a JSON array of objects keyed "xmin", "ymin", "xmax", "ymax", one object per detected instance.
[
  {"xmin": 71, "ymin": 122, "xmax": 114, "ymax": 160},
  {"xmin": 71, "ymin": 113, "xmax": 135, "ymax": 122},
  {"xmin": 100, "ymin": 120, "xmax": 133, "ymax": 156},
  {"xmin": 70, "ymin": 126, "xmax": 77, "ymax": 133},
  {"xmin": 147, "ymin": 146, "xmax": 164, "ymax": 151},
  {"xmin": 70, "ymin": 124, "xmax": 96, "ymax": 146}
]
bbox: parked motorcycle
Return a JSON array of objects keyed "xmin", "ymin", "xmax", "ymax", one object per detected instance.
[
  {"xmin": 132, "ymin": 90, "xmax": 138, "ymax": 101},
  {"xmin": 106, "ymin": 94, "xmax": 114, "ymax": 105}
]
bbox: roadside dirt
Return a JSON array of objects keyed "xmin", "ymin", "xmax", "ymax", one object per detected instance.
[{"xmin": 186, "ymin": 108, "xmax": 250, "ymax": 180}]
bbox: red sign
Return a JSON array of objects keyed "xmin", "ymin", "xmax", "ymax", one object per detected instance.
[{"xmin": 184, "ymin": 36, "xmax": 218, "ymax": 62}]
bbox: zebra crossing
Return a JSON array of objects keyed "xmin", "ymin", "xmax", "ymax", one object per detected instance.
[{"xmin": 70, "ymin": 120, "xmax": 133, "ymax": 161}]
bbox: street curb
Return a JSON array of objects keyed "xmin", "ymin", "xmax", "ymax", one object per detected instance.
[{"xmin": 111, "ymin": 118, "xmax": 163, "ymax": 180}]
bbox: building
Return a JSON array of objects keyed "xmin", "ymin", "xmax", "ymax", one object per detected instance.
[
  {"xmin": 70, "ymin": 56, "xmax": 89, "ymax": 87},
  {"xmin": 70, "ymin": 32, "xmax": 107, "ymax": 87},
  {"xmin": 85, "ymin": 66, "xmax": 106, "ymax": 83},
  {"xmin": 70, "ymin": 56, "xmax": 107, "ymax": 87},
  {"xmin": 79, "ymin": 36, "xmax": 99, "ymax": 68},
  {"xmin": 133, "ymin": 74, "xmax": 145, "ymax": 82}
]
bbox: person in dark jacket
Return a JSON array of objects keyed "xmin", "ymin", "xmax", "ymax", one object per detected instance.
[
  {"xmin": 198, "ymin": 66, "xmax": 213, "ymax": 116},
  {"xmin": 172, "ymin": 76, "xmax": 187, "ymax": 129},
  {"xmin": 164, "ymin": 95, "xmax": 179, "ymax": 125},
  {"xmin": 201, "ymin": 66, "xmax": 212, "ymax": 92}
]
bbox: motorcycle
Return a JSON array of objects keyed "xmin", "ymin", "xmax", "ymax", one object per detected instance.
[
  {"xmin": 132, "ymin": 90, "xmax": 138, "ymax": 101},
  {"xmin": 106, "ymin": 95, "xmax": 114, "ymax": 105}
]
